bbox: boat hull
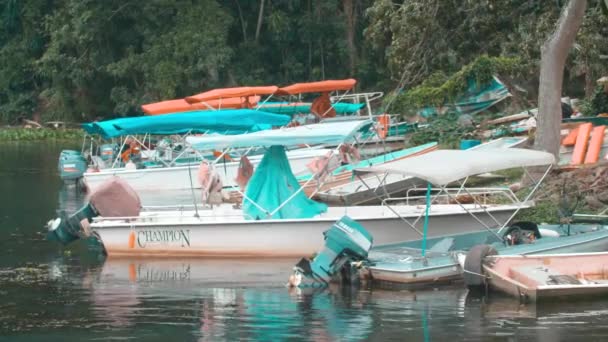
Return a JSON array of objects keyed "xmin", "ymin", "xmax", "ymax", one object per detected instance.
[
  {"xmin": 366, "ymin": 225, "xmax": 608, "ymax": 286},
  {"xmin": 92, "ymin": 205, "xmax": 518, "ymax": 257},
  {"xmin": 484, "ymin": 252, "xmax": 608, "ymax": 302}
]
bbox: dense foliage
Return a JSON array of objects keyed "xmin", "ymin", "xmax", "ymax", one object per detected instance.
[
  {"xmin": 0, "ymin": 0, "xmax": 606, "ymax": 124},
  {"xmin": 367, "ymin": 0, "xmax": 608, "ymax": 113}
]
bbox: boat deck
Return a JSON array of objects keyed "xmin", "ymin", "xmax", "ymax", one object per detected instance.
[{"xmin": 91, "ymin": 202, "xmax": 526, "ymax": 227}]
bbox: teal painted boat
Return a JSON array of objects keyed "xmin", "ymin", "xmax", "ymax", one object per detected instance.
[
  {"xmin": 364, "ymin": 223, "xmax": 608, "ymax": 286},
  {"xmin": 563, "ymin": 117, "xmax": 608, "ymax": 126},
  {"xmin": 256, "ymin": 101, "xmax": 365, "ymax": 115},
  {"xmin": 296, "ymin": 141, "xmax": 438, "ymax": 184}
]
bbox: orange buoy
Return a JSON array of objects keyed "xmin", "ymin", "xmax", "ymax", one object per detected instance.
[
  {"xmin": 562, "ymin": 127, "xmax": 579, "ymax": 146},
  {"xmin": 584, "ymin": 125, "xmax": 606, "ymax": 164},
  {"xmin": 571, "ymin": 123, "xmax": 593, "ymax": 165},
  {"xmin": 128, "ymin": 263, "xmax": 137, "ymax": 282}
]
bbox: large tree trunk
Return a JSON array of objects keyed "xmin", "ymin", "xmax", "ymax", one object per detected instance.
[
  {"xmin": 535, "ymin": 0, "xmax": 587, "ymax": 159},
  {"xmin": 233, "ymin": 0, "xmax": 248, "ymax": 42},
  {"xmin": 254, "ymin": 0, "xmax": 266, "ymax": 43},
  {"xmin": 343, "ymin": 0, "xmax": 357, "ymax": 76}
]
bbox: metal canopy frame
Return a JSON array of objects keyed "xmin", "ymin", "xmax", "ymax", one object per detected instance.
[{"xmin": 352, "ymin": 163, "xmax": 554, "ymax": 242}]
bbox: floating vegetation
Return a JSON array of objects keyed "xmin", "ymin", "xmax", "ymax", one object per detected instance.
[{"xmin": 0, "ymin": 128, "xmax": 84, "ymax": 142}]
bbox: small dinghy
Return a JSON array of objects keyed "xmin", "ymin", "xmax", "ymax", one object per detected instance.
[{"xmin": 480, "ymin": 252, "xmax": 608, "ymax": 303}]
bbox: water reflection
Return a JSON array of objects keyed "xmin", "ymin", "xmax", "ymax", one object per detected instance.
[{"xmin": 6, "ymin": 142, "xmax": 608, "ymax": 341}]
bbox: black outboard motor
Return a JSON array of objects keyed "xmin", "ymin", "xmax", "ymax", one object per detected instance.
[{"xmin": 47, "ymin": 177, "xmax": 141, "ymax": 244}]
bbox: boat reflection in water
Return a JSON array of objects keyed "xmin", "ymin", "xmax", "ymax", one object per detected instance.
[
  {"xmin": 84, "ymin": 258, "xmax": 375, "ymax": 340},
  {"xmin": 76, "ymin": 257, "xmax": 608, "ymax": 341}
]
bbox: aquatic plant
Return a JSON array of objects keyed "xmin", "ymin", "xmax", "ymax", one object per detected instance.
[{"xmin": 0, "ymin": 128, "xmax": 84, "ymax": 141}]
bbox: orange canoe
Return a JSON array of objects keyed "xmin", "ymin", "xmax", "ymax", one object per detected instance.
[
  {"xmin": 185, "ymin": 86, "xmax": 278, "ymax": 103},
  {"xmin": 570, "ymin": 123, "xmax": 593, "ymax": 165},
  {"xmin": 584, "ymin": 125, "xmax": 606, "ymax": 164},
  {"xmin": 561, "ymin": 127, "xmax": 579, "ymax": 146},
  {"xmin": 277, "ymin": 79, "xmax": 357, "ymax": 95},
  {"xmin": 142, "ymin": 97, "xmax": 261, "ymax": 115}
]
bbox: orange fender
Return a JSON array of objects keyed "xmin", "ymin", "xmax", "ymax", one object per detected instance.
[
  {"xmin": 571, "ymin": 123, "xmax": 593, "ymax": 165},
  {"xmin": 584, "ymin": 125, "xmax": 606, "ymax": 164}
]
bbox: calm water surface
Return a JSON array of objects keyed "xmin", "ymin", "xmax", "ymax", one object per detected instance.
[{"xmin": 2, "ymin": 142, "xmax": 608, "ymax": 341}]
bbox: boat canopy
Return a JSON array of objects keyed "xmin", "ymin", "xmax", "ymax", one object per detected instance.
[
  {"xmin": 354, "ymin": 148, "xmax": 555, "ymax": 186},
  {"xmin": 186, "ymin": 119, "xmax": 373, "ymax": 150},
  {"xmin": 185, "ymin": 86, "xmax": 278, "ymax": 103},
  {"xmin": 82, "ymin": 109, "xmax": 291, "ymax": 139},
  {"xmin": 256, "ymin": 101, "xmax": 364, "ymax": 115},
  {"xmin": 142, "ymin": 97, "xmax": 261, "ymax": 115},
  {"xmin": 276, "ymin": 79, "xmax": 357, "ymax": 95}
]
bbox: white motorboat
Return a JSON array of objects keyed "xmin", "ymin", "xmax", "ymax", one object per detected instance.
[
  {"xmin": 47, "ymin": 121, "xmax": 554, "ymax": 258},
  {"xmin": 83, "ymin": 147, "xmax": 329, "ymax": 192},
  {"xmin": 315, "ymin": 137, "xmax": 527, "ymax": 205}
]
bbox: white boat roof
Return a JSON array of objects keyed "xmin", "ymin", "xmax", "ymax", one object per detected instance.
[
  {"xmin": 354, "ymin": 148, "xmax": 555, "ymax": 186},
  {"xmin": 186, "ymin": 119, "xmax": 372, "ymax": 150}
]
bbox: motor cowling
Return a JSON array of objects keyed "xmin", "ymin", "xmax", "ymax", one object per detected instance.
[
  {"xmin": 294, "ymin": 216, "xmax": 373, "ymax": 285},
  {"xmin": 47, "ymin": 177, "xmax": 141, "ymax": 244},
  {"xmin": 58, "ymin": 150, "xmax": 87, "ymax": 181}
]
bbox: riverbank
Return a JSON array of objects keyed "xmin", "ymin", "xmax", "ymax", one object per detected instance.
[{"xmin": 0, "ymin": 127, "xmax": 84, "ymax": 142}]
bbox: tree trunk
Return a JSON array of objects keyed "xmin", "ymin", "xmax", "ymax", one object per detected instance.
[
  {"xmin": 584, "ymin": 58, "xmax": 595, "ymax": 98},
  {"xmin": 255, "ymin": 0, "xmax": 266, "ymax": 43},
  {"xmin": 233, "ymin": 0, "xmax": 248, "ymax": 42},
  {"xmin": 343, "ymin": 0, "xmax": 357, "ymax": 76},
  {"xmin": 535, "ymin": 0, "xmax": 587, "ymax": 159}
]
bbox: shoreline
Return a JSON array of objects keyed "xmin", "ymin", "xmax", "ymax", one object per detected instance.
[{"xmin": 0, "ymin": 127, "xmax": 84, "ymax": 142}]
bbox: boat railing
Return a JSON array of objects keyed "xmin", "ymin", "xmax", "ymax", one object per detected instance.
[
  {"xmin": 387, "ymin": 186, "xmax": 520, "ymax": 207},
  {"xmin": 92, "ymin": 207, "xmax": 254, "ymax": 222}
]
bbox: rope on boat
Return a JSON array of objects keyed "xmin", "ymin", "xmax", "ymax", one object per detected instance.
[{"xmin": 461, "ymin": 269, "xmax": 491, "ymax": 279}]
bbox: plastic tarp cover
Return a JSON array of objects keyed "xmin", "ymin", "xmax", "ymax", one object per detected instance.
[
  {"xmin": 82, "ymin": 109, "xmax": 291, "ymax": 138},
  {"xmin": 243, "ymin": 146, "xmax": 327, "ymax": 220},
  {"xmin": 89, "ymin": 177, "xmax": 141, "ymax": 217}
]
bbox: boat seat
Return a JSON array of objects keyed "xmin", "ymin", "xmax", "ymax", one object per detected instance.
[
  {"xmin": 428, "ymin": 238, "xmax": 454, "ymax": 253},
  {"xmin": 510, "ymin": 266, "xmax": 564, "ymax": 286},
  {"xmin": 548, "ymin": 275, "xmax": 582, "ymax": 285}
]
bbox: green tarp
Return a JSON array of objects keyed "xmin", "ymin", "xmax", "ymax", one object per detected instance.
[{"xmin": 243, "ymin": 145, "xmax": 327, "ymax": 220}]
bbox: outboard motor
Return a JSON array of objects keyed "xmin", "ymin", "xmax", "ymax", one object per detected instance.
[
  {"xmin": 58, "ymin": 150, "xmax": 87, "ymax": 181},
  {"xmin": 293, "ymin": 216, "xmax": 373, "ymax": 286},
  {"xmin": 46, "ymin": 177, "xmax": 141, "ymax": 244},
  {"xmin": 99, "ymin": 143, "xmax": 119, "ymax": 163}
]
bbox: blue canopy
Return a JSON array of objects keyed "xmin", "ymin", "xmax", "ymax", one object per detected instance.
[
  {"xmin": 244, "ymin": 146, "xmax": 327, "ymax": 220},
  {"xmin": 82, "ymin": 109, "xmax": 292, "ymax": 138}
]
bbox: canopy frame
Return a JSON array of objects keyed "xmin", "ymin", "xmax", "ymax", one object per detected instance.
[{"xmin": 351, "ymin": 153, "xmax": 554, "ymax": 244}]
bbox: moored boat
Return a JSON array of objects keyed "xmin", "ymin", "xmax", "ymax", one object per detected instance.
[
  {"xmin": 364, "ymin": 223, "xmax": 608, "ymax": 286},
  {"xmin": 47, "ymin": 126, "xmax": 553, "ymax": 258},
  {"xmin": 481, "ymin": 252, "xmax": 608, "ymax": 302}
]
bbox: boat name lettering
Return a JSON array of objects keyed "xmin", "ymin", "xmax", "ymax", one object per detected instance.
[
  {"xmin": 137, "ymin": 264, "xmax": 191, "ymax": 282},
  {"xmin": 137, "ymin": 229, "xmax": 191, "ymax": 248}
]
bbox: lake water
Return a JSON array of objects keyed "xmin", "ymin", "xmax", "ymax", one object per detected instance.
[{"xmin": 2, "ymin": 142, "xmax": 608, "ymax": 341}]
